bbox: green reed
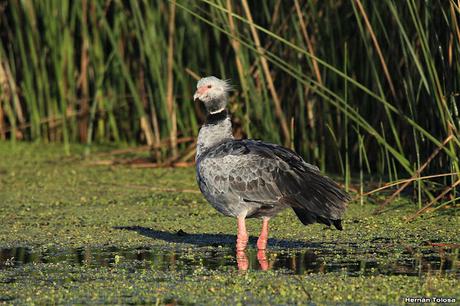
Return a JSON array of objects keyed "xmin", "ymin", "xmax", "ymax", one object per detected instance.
[{"xmin": 0, "ymin": 0, "xmax": 459, "ymax": 214}]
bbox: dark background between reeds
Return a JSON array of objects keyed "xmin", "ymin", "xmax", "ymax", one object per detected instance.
[{"xmin": 0, "ymin": 0, "xmax": 459, "ymax": 214}]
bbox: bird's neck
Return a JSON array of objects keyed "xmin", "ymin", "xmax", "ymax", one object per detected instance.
[
  {"xmin": 206, "ymin": 109, "xmax": 229, "ymax": 124},
  {"xmin": 196, "ymin": 109, "xmax": 234, "ymax": 159}
]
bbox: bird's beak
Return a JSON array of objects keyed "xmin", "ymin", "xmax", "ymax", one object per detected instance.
[
  {"xmin": 193, "ymin": 92, "xmax": 200, "ymax": 102},
  {"xmin": 193, "ymin": 86, "xmax": 208, "ymax": 102}
]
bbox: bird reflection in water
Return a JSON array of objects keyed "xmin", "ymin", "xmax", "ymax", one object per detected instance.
[
  {"xmin": 2, "ymin": 244, "xmax": 456, "ymax": 276},
  {"xmin": 236, "ymin": 249, "xmax": 270, "ymax": 271}
]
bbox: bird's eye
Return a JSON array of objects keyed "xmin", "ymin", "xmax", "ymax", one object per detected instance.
[{"xmin": 207, "ymin": 85, "xmax": 212, "ymax": 88}]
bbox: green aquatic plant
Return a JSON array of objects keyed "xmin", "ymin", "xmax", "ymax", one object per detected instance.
[{"xmin": 0, "ymin": 142, "xmax": 459, "ymax": 304}]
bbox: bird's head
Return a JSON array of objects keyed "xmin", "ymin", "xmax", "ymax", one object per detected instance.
[{"xmin": 193, "ymin": 76, "xmax": 231, "ymax": 114}]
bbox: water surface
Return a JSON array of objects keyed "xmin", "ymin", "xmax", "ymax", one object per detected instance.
[{"xmin": 1, "ymin": 242, "xmax": 457, "ymax": 276}]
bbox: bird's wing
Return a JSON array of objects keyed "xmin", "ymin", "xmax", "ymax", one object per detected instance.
[
  {"xmin": 197, "ymin": 140, "xmax": 284, "ymax": 204},
  {"xmin": 198, "ymin": 139, "xmax": 349, "ymax": 219}
]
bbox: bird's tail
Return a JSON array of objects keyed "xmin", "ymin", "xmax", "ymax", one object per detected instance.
[{"xmin": 292, "ymin": 207, "xmax": 343, "ymax": 230}]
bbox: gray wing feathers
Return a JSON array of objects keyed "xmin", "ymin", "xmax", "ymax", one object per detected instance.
[
  {"xmin": 198, "ymin": 151, "xmax": 283, "ymax": 202},
  {"xmin": 198, "ymin": 139, "xmax": 349, "ymax": 219}
]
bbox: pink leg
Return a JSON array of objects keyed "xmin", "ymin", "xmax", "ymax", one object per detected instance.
[
  {"xmin": 236, "ymin": 216, "xmax": 249, "ymax": 251},
  {"xmin": 257, "ymin": 218, "xmax": 270, "ymax": 250}
]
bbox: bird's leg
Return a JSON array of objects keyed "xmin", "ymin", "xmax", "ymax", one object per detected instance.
[
  {"xmin": 256, "ymin": 218, "xmax": 270, "ymax": 250},
  {"xmin": 236, "ymin": 216, "xmax": 249, "ymax": 251}
]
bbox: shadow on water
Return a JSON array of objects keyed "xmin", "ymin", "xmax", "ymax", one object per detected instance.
[
  {"xmin": 113, "ymin": 226, "xmax": 322, "ymax": 248},
  {"xmin": 0, "ymin": 227, "xmax": 458, "ymax": 276}
]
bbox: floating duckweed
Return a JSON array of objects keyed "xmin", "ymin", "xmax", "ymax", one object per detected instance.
[{"xmin": 0, "ymin": 143, "xmax": 459, "ymax": 304}]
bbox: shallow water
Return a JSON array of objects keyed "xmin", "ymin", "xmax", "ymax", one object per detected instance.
[
  {"xmin": 1, "ymin": 243, "xmax": 458, "ymax": 277},
  {"xmin": 1, "ymin": 143, "xmax": 459, "ymax": 304}
]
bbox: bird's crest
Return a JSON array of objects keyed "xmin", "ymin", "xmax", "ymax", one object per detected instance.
[{"xmin": 197, "ymin": 76, "xmax": 233, "ymax": 93}]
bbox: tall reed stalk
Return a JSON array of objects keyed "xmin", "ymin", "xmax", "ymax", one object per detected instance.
[{"xmin": 0, "ymin": 0, "xmax": 459, "ymax": 213}]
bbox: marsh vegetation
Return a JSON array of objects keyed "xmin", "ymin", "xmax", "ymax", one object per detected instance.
[{"xmin": 0, "ymin": 0, "xmax": 459, "ymax": 304}]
